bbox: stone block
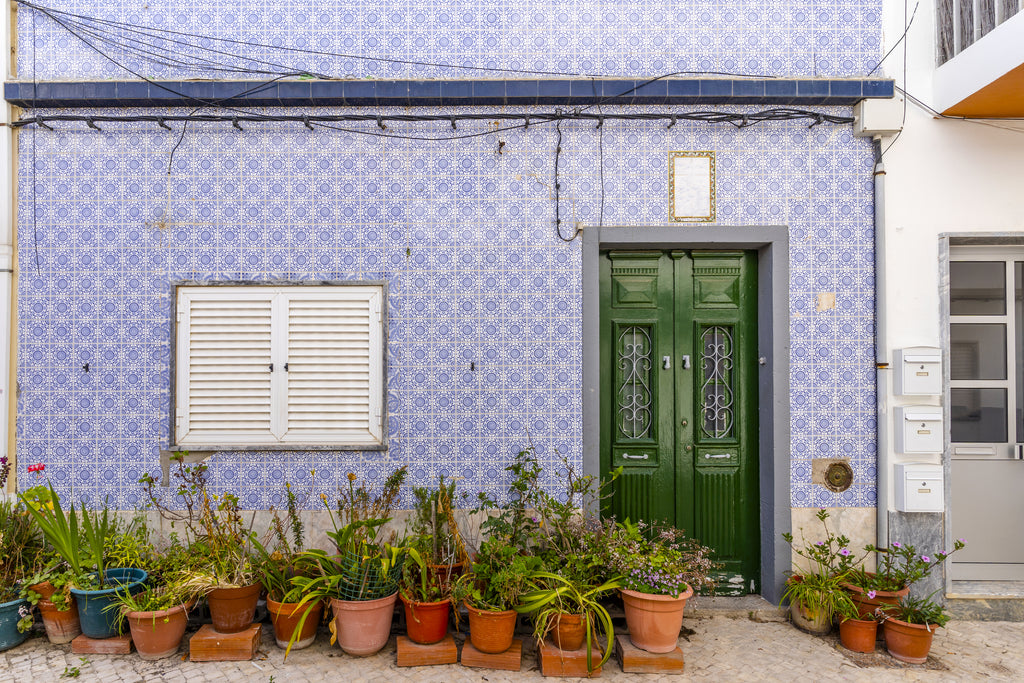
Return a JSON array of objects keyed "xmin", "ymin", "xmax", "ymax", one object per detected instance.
[
  {"xmin": 396, "ymin": 634, "xmax": 458, "ymax": 667},
  {"xmin": 460, "ymin": 637, "xmax": 522, "ymax": 671},
  {"xmin": 71, "ymin": 633, "xmax": 134, "ymax": 655},
  {"xmin": 538, "ymin": 638, "xmax": 603, "ymax": 677},
  {"xmin": 189, "ymin": 623, "xmax": 261, "ymax": 661},
  {"xmin": 615, "ymin": 635, "xmax": 685, "ymax": 673}
]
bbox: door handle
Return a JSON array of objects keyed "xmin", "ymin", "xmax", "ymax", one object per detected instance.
[
  {"xmin": 621, "ymin": 453, "xmax": 649, "ymax": 460},
  {"xmin": 704, "ymin": 453, "xmax": 733, "ymax": 459},
  {"xmin": 681, "ymin": 355, "xmax": 691, "ymax": 370},
  {"xmin": 663, "ymin": 356, "xmax": 671, "ymax": 370}
]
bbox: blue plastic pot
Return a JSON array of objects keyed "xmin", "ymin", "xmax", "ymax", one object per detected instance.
[
  {"xmin": 0, "ymin": 597, "xmax": 30, "ymax": 651},
  {"xmin": 70, "ymin": 568, "xmax": 148, "ymax": 639}
]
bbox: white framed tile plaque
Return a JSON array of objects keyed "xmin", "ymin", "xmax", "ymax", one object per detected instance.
[{"xmin": 669, "ymin": 151, "xmax": 715, "ymax": 222}]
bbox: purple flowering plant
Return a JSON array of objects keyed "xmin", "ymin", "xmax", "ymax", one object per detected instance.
[
  {"xmin": 782, "ymin": 508, "xmax": 865, "ymax": 581},
  {"xmin": 604, "ymin": 519, "xmax": 717, "ymax": 597},
  {"xmin": 851, "ymin": 538, "xmax": 967, "ymax": 592}
]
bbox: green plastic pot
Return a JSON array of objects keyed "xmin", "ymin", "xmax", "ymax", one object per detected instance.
[
  {"xmin": 0, "ymin": 597, "xmax": 30, "ymax": 652},
  {"xmin": 70, "ymin": 568, "xmax": 148, "ymax": 639}
]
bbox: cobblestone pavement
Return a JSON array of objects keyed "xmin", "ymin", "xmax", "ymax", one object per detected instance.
[{"xmin": 3, "ymin": 614, "xmax": 1023, "ymax": 683}]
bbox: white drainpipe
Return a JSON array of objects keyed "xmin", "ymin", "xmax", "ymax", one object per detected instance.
[
  {"xmin": 2, "ymin": 2, "xmax": 14, "ymax": 494},
  {"xmin": 873, "ymin": 138, "xmax": 889, "ymax": 549}
]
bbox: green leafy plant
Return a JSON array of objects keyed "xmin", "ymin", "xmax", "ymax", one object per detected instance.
[
  {"xmin": 20, "ymin": 482, "xmax": 119, "ymax": 589},
  {"xmin": 451, "ymin": 535, "xmax": 541, "ymax": 611},
  {"xmin": 21, "ymin": 561, "xmax": 77, "ymax": 612},
  {"xmin": 888, "ymin": 592, "xmax": 951, "ymax": 629},
  {"xmin": 515, "ymin": 570, "xmax": 621, "ymax": 671},
  {"xmin": 781, "ymin": 571, "xmax": 856, "ymax": 623},
  {"xmin": 399, "ymin": 546, "xmax": 446, "ymax": 603},
  {"xmin": 60, "ymin": 658, "xmax": 89, "ymax": 679},
  {"xmin": 408, "ymin": 476, "xmax": 469, "ymax": 566},
  {"xmin": 0, "ymin": 498, "xmax": 42, "ymax": 603},
  {"xmin": 253, "ymin": 478, "xmax": 313, "ymax": 602},
  {"xmin": 139, "ymin": 453, "xmax": 256, "ymax": 589}
]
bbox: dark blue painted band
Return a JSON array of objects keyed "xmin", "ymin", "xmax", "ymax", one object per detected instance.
[{"xmin": 4, "ymin": 78, "xmax": 895, "ymax": 109}]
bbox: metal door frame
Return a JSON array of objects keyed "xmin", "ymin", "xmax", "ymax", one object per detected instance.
[
  {"xmin": 582, "ymin": 225, "xmax": 791, "ymax": 602},
  {"xmin": 941, "ymin": 234, "xmax": 1024, "ymax": 587}
]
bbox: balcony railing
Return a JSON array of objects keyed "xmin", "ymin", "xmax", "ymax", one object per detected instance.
[{"xmin": 938, "ymin": 0, "xmax": 1022, "ymax": 64}]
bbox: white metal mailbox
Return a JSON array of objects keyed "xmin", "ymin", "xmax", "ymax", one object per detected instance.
[
  {"xmin": 894, "ymin": 462, "xmax": 944, "ymax": 512},
  {"xmin": 894, "ymin": 347, "xmax": 942, "ymax": 396},
  {"xmin": 895, "ymin": 406, "xmax": 943, "ymax": 453}
]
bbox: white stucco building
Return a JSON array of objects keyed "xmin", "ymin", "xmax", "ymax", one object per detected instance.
[{"xmin": 873, "ymin": 0, "xmax": 1024, "ymax": 617}]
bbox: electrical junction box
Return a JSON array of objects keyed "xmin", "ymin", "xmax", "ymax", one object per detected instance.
[
  {"xmin": 894, "ymin": 347, "xmax": 942, "ymax": 396},
  {"xmin": 895, "ymin": 406, "xmax": 943, "ymax": 454},
  {"xmin": 894, "ymin": 462, "xmax": 944, "ymax": 513},
  {"xmin": 853, "ymin": 96, "xmax": 905, "ymax": 137}
]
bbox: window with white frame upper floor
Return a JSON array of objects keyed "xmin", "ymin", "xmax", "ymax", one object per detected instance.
[{"xmin": 173, "ymin": 284, "xmax": 385, "ymax": 450}]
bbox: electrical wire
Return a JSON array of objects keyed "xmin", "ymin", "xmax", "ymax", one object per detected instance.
[
  {"xmin": 18, "ymin": 0, "xmax": 786, "ymax": 82},
  {"xmin": 13, "ymin": 109, "xmax": 856, "ymax": 136},
  {"xmin": 880, "ymin": 0, "xmax": 910, "ymax": 158},
  {"xmin": 868, "ymin": 1, "xmax": 919, "ymax": 77}
]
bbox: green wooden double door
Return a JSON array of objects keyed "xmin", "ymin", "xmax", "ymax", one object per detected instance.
[{"xmin": 599, "ymin": 250, "xmax": 760, "ymax": 595}]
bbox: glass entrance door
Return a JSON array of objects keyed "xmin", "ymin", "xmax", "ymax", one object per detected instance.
[{"xmin": 949, "ymin": 247, "xmax": 1024, "ymax": 580}]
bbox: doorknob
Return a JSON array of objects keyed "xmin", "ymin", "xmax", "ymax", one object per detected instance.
[
  {"xmin": 663, "ymin": 356, "xmax": 671, "ymax": 369},
  {"xmin": 681, "ymin": 355, "xmax": 691, "ymax": 370}
]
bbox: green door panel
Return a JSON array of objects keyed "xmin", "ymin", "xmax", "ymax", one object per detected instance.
[{"xmin": 600, "ymin": 249, "xmax": 760, "ymax": 595}]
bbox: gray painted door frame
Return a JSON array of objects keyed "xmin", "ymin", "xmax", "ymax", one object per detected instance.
[{"xmin": 582, "ymin": 225, "xmax": 792, "ymax": 603}]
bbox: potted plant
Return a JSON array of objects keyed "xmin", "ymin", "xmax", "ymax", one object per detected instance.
[
  {"xmin": 844, "ymin": 538, "xmax": 966, "ymax": 618},
  {"xmin": 22, "ymin": 561, "xmax": 81, "ymax": 644},
  {"xmin": 408, "ymin": 477, "xmax": 469, "ymax": 589},
  {"xmin": 398, "ymin": 545, "xmax": 451, "ymax": 645},
  {"xmin": 105, "ymin": 536, "xmax": 199, "ymax": 660},
  {"xmin": 0, "ymin": 498, "xmax": 41, "ymax": 652},
  {"xmin": 253, "ymin": 481, "xmax": 322, "ymax": 656},
  {"xmin": 605, "ymin": 519, "xmax": 716, "ymax": 654},
  {"xmin": 140, "ymin": 454, "xmax": 258, "ymax": 634},
  {"xmin": 21, "ymin": 482, "xmax": 147, "ymax": 639},
  {"xmin": 289, "ymin": 467, "xmax": 408, "ymax": 656},
  {"xmin": 515, "ymin": 569, "xmax": 620, "ymax": 672},
  {"xmin": 835, "ymin": 597, "xmax": 878, "ymax": 653},
  {"xmin": 881, "ymin": 593, "xmax": 951, "ymax": 664},
  {"xmin": 451, "ymin": 535, "xmax": 540, "ymax": 654},
  {"xmin": 781, "ymin": 571, "xmax": 856, "ymax": 635}
]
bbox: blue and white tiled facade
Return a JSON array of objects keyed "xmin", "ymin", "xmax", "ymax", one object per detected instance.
[{"xmin": 11, "ymin": 1, "xmax": 881, "ymax": 511}]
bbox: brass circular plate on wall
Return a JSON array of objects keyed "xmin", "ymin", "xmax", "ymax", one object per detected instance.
[{"xmin": 824, "ymin": 462, "xmax": 854, "ymax": 493}]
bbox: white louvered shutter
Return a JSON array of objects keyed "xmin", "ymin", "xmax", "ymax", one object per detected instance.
[
  {"xmin": 176, "ymin": 288, "xmax": 276, "ymax": 446},
  {"xmin": 282, "ymin": 287, "xmax": 383, "ymax": 445},
  {"xmin": 175, "ymin": 285, "xmax": 384, "ymax": 448}
]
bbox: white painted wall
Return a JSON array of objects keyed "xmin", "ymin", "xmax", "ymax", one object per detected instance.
[{"xmin": 876, "ymin": 0, "xmax": 1024, "ymax": 510}]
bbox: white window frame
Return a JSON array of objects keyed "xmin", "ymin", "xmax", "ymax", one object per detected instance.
[{"xmin": 172, "ymin": 283, "xmax": 386, "ymax": 450}]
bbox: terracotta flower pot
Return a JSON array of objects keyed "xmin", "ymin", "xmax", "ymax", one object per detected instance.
[
  {"xmin": 37, "ymin": 597, "xmax": 82, "ymax": 644},
  {"xmin": 620, "ymin": 585, "xmax": 693, "ymax": 654},
  {"xmin": 330, "ymin": 592, "xmax": 398, "ymax": 656},
  {"xmin": 267, "ymin": 597, "xmax": 322, "ymax": 650},
  {"xmin": 790, "ymin": 599, "xmax": 832, "ymax": 635},
  {"xmin": 124, "ymin": 604, "xmax": 190, "ymax": 660},
  {"xmin": 207, "ymin": 583, "xmax": 261, "ymax": 634},
  {"xmin": 28, "ymin": 581, "xmax": 56, "ymax": 601},
  {"xmin": 883, "ymin": 616, "xmax": 938, "ymax": 664},
  {"xmin": 843, "ymin": 574, "xmax": 909, "ymax": 619},
  {"xmin": 465, "ymin": 602, "xmax": 517, "ymax": 654},
  {"xmin": 550, "ymin": 612, "xmax": 585, "ymax": 651},
  {"xmin": 400, "ymin": 593, "xmax": 451, "ymax": 645},
  {"xmin": 839, "ymin": 617, "xmax": 877, "ymax": 653}
]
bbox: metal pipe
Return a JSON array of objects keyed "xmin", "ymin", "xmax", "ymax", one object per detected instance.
[{"xmin": 873, "ymin": 138, "xmax": 889, "ymax": 549}]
